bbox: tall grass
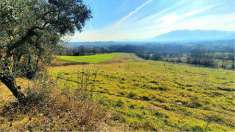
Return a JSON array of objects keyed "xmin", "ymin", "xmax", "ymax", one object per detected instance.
[{"xmin": 0, "ymin": 69, "xmax": 109, "ymax": 131}]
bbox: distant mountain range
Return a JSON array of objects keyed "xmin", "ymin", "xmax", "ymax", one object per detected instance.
[
  {"xmin": 66, "ymin": 30, "xmax": 235, "ymax": 47},
  {"xmin": 150, "ymin": 30, "xmax": 235, "ymax": 42}
]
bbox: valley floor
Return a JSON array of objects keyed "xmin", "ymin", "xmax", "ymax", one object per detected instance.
[{"xmin": 50, "ymin": 53, "xmax": 235, "ymax": 131}]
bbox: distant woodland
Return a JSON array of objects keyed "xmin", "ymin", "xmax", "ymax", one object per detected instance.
[{"xmin": 58, "ymin": 40, "xmax": 235, "ymax": 70}]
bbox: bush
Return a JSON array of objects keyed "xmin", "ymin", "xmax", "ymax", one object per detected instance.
[{"xmin": 0, "ymin": 71, "xmax": 109, "ymax": 131}]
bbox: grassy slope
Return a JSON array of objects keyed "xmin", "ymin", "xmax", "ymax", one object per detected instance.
[{"xmin": 50, "ymin": 53, "xmax": 235, "ymax": 131}]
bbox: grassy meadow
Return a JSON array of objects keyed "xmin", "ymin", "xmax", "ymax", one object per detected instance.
[
  {"xmin": 56, "ymin": 53, "xmax": 123, "ymax": 64},
  {"xmin": 49, "ymin": 53, "xmax": 235, "ymax": 131},
  {"xmin": 0, "ymin": 53, "xmax": 234, "ymax": 131}
]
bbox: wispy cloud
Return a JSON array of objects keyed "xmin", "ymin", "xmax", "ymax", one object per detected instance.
[
  {"xmin": 113, "ymin": 0, "xmax": 153, "ymax": 27},
  {"xmin": 68, "ymin": 0, "xmax": 235, "ymax": 41},
  {"xmin": 154, "ymin": 4, "xmax": 218, "ymax": 29}
]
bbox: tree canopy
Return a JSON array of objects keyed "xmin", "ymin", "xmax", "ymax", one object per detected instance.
[{"xmin": 0, "ymin": 0, "xmax": 91, "ymax": 102}]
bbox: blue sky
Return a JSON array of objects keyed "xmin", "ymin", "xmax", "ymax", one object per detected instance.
[{"xmin": 66, "ymin": 0, "xmax": 235, "ymax": 42}]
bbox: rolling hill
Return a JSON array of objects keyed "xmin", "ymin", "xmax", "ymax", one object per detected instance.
[
  {"xmin": 50, "ymin": 53, "xmax": 235, "ymax": 131},
  {"xmin": 1, "ymin": 53, "xmax": 235, "ymax": 131}
]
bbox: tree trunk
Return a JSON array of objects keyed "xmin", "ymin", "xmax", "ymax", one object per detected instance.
[{"xmin": 0, "ymin": 75, "xmax": 25, "ymax": 103}]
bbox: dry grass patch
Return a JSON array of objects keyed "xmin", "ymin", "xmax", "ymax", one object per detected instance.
[{"xmin": 0, "ymin": 73, "xmax": 110, "ymax": 131}]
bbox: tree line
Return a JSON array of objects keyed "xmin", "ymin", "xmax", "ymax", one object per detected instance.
[{"xmin": 58, "ymin": 40, "xmax": 235, "ymax": 70}]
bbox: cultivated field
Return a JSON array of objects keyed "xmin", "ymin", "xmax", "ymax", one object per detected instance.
[{"xmin": 49, "ymin": 53, "xmax": 235, "ymax": 131}]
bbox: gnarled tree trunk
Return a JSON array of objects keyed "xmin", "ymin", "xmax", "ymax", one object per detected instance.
[{"xmin": 0, "ymin": 75, "xmax": 25, "ymax": 103}]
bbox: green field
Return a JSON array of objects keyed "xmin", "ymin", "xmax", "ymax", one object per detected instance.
[
  {"xmin": 57, "ymin": 53, "xmax": 123, "ymax": 64},
  {"xmin": 50, "ymin": 53, "xmax": 235, "ymax": 131}
]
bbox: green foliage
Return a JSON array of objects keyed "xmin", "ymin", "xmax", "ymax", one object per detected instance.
[
  {"xmin": 0, "ymin": 0, "xmax": 91, "ymax": 75},
  {"xmin": 0, "ymin": 0, "xmax": 91, "ymax": 100}
]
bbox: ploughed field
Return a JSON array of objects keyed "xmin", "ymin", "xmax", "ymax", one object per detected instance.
[{"xmin": 49, "ymin": 53, "xmax": 235, "ymax": 131}]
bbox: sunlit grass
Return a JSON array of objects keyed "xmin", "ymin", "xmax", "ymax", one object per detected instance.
[
  {"xmin": 57, "ymin": 53, "xmax": 123, "ymax": 63},
  {"xmin": 50, "ymin": 53, "xmax": 235, "ymax": 131}
]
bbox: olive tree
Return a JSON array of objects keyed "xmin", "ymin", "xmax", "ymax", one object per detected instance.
[{"xmin": 0, "ymin": 0, "xmax": 91, "ymax": 103}]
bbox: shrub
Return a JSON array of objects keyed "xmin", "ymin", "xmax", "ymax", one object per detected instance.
[{"xmin": 0, "ymin": 71, "xmax": 109, "ymax": 131}]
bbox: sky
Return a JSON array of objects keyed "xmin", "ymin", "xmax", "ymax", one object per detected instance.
[{"xmin": 66, "ymin": 0, "xmax": 235, "ymax": 42}]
